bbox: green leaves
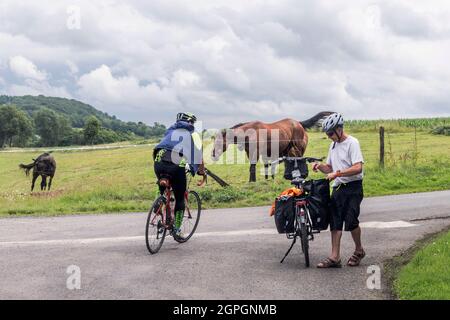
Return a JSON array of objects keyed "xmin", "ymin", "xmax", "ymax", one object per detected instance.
[
  {"xmin": 34, "ymin": 108, "xmax": 71, "ymax": 147},
  {"xmin": 83, "ymin": 116, "xmax": 101, "ymax": 145},
  {"xmin": 0, "ymin": 95, "xmax": 167, "ymax": 140},
  {"xmin": 0, "ymin": 104, "xmax": 33, "ymax": 148}
]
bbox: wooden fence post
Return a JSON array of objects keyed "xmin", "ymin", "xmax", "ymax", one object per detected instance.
[{"xmin": 379, "ymin": 126, "xmax": 385, "ymax": 169}]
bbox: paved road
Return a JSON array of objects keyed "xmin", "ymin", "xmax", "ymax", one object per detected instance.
[{"xmin": 0, "ymin": 191, "xmax": 449, "ymax": 300}]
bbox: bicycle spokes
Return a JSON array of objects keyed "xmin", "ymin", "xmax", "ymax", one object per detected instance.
[
  {"xmin": 150, "ymin": 206, "xmax": 163, "ymax": 225},
  {"xmin": 185, "ymin": 207, "xmax": 192, "ymax": 219}
]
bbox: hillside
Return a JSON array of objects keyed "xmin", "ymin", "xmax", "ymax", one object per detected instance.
[{"xmin": 0, "ymin": 95, "xmax": 165, "ymax": 138}]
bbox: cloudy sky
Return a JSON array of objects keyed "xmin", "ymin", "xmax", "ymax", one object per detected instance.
[{"xmin": 1, "ymin": 0, "xmax": 450, "ymax": 127}]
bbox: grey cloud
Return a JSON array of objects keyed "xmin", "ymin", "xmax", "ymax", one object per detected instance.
[{"xmin": 0, "ymin": 0, "xmax": 450, "ymax": 128}]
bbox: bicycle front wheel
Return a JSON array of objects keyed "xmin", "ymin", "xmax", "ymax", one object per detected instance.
[
  {"xmin": 146, "ymin": 196, "xmax": 167, "ymax": 254},
  {"xmin": 173, "ymin": 190, "xmax": 201, "ymax": 243}
]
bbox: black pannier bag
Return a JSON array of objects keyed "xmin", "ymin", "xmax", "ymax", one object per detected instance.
[
  {"xmin": 284, "ymin": 158, "xmax": 308, "ymax": 180},
  {"xmin": 274, "ymin": 196, "xmax": 295, "ymax": 234},
  {"xmin": 307, "ymin": 179, "xmax": 331, "ymax": 231}
]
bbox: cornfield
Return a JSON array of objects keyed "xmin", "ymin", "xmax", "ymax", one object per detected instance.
[{"xmin": 344, "ymin": 117, "xmax": 450, "ymax": 132}]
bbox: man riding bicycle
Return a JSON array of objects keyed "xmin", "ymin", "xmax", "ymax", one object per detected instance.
[{"xmin": 153, "ymin": 112, "xmax": 205, "ymax": 237}]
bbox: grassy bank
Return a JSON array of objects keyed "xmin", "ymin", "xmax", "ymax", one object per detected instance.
[
  {"xmin": 391, "ymin": 229, "xmax": 450, "ymax": 300},
  {"xmin": 0, "ymin": 125, "xmax": 449, "ymax": 216}
]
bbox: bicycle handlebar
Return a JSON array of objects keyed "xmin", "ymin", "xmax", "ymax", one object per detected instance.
[{"xmin": 271, "ymin": 156, "xmax": 324, "ymax": 165}]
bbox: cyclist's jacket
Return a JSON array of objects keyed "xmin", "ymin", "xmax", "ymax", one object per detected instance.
[{"xmin": 154, "ymin": 121, "xmax": 203, "ymax": 174}]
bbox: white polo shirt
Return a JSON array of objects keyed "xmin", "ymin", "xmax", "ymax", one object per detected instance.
[{"xmin": 326, "ymin": 135, "xmax": 364, "ymax": 187}]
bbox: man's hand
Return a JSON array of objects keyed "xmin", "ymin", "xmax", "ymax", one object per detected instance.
[
  {"xmin": 197, "ymin": 172, "xmax": 207, "ymax": 186},
  {"xmin": 326, "ymin": 172, "xmax": 340, "ymax": 181},
  {"xmin": 312, "ymin": 162, "xmax": 321, "ymax": 172},
  {"xmin": 196, "ymin": 163, "xmax": 207, "ymax": 186},
  {"xmin": 197, "ymin": 162, "xmax": 206, "ymax": 176},
  {"xmin": 312, "ymin": 162, "xmax": 333, "ymax": 174}
]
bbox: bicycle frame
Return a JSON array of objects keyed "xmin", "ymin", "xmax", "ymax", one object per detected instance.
[
  {"xmin": 149, "ymin": 186, "xmax": 173, "ymax": 229},
  {"xmin": 285, "ymin": 199, "xmax": 312, "ymax": 239},
  {"xmin": 280, "ymin": 190, "xmax": 316, "ymax": 265},
  {"xmin": 151, "ymin": 182, "xmax": 194, "ymax": 230}
]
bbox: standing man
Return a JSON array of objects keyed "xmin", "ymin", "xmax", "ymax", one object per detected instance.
[{"xmin": 312, "ymin": 113, "xmax": 365, "ymax": 268}]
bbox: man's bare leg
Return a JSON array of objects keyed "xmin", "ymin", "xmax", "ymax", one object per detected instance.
[
  {"xmin": 350, "ymin": 226, "xmax": 364, "ymax": 253},
  {"xmin": 330, "ymin": 230, "xmax": 342, "ymax": 261}
]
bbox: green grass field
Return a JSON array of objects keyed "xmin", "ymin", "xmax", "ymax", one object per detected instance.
[
  {"xmin": 394, "ymin": 230, "xmax": 450, "ymax": 300},
  {"xmin": 0, "ymin": 125, "xmax": 449, "ymax": 216}
]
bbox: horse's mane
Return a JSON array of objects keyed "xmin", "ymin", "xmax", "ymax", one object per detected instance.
[{"xmin": 230, "ymin": 122, "xmax": 249, "ymax": 129}]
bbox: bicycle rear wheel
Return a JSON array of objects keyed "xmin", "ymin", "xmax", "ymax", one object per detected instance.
[
  {"xmin": 146, "ymin": 196, "xmax": 167, "ymax": 254},
  {"xmin": 173, "ymin": 190, "xmax": 201, "ymax": 243},
  {"xmin": 300, "ymin": 221, "xmax": 310, "ymax": 267}
]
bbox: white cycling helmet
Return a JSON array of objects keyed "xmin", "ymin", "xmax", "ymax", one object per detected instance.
[{"xmin": 322, "ymin": 113, "xmax": 344, "ymax": 132}]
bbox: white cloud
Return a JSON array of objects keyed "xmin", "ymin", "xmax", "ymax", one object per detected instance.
[
  {"xmin": 77, "ymin": 65, "xmax": 180, "ymax": 121},
  {"xmin": 66, "ymin": 60, "xmax": 79, "ymax": 75},
  {"xmin": 4, "ymin": 55, "xmax": 71, "ymax": 98},
  {"xmin": 6, "ymin": 80, "xmax": 72, "ymax": 98},
  {"xmin": 9, "ymin": 56, "xmax": 47, "ymax": 81},
  {"xmin": 172, "ymin": 69, "xmax": 201, "ymax": 88},
  {"xmin": 0, "ymin": 0, "xmax": 449, "ymax": 127}
]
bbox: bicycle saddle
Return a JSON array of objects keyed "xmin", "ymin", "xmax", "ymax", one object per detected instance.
[{"xmin": 158, "ymin": 174, "xmax": 171, "ymax": 188}]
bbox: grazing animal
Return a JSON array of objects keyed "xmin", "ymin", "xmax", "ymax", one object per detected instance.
[
  {"xmin": 211, "ymin": 112, "xmax": 333, "ymax": 182},
  {"xmin": 19, "ymin": 153, "xmax": 57, "ymax": 192}
]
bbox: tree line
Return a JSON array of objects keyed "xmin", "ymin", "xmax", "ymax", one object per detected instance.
[{"xmin": 0, "ymin": 104, "xmax": 166, "ymax": 148}]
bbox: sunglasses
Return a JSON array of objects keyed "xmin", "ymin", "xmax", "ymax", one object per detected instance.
[{"xmin": 326, "ymin": 131, "xmax": 335, "ymax": 137}]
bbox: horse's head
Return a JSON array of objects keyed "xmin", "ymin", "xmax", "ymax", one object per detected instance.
[{"xmin": 211, "ymin": 129, "xmax": 228, "ymax": 161}]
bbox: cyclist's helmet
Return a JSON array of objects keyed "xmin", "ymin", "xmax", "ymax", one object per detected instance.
[
  {"xmin": 176, "ymin": 112, "xmax": 197, "ymax": 124},
  {"xmin": 322, "ymin": 113, "xmax": 344, "ymax": 132}
]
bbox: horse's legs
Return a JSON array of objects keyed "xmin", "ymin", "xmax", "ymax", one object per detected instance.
[
  {"xmin": 271, "ymin": 163, "xmax": 276, "ymax": 179},
  {"xmin": 48, "ymin": 176, "xmax": 53, "ymax": 191},
  {"xmin": 31, "ymin": 172, "xmax": 38, "ymax": 192},
  {"xmin": 249, "ymin": 164, "xmax": 257, "ymax": 182},
  {"xmin": 41, "ymin": 176, "xmax": 47, "ymax": 191},
  {"xmin": 264, "ymin": 163, "xmax": 269, "ymax": 180}
]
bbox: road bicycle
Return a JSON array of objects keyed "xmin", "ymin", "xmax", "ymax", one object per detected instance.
[{"xmin": 145, "ymin": 169, "xmax": 203, "ymax": 254}]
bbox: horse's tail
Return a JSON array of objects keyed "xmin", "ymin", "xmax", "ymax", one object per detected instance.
[
  {"xmin": 300, "ymin": 111, "xmax": 335, "ymax": 129},
  {"xmin": 19, "ymin": 163, "xmax": 34, "ymax": 177}
]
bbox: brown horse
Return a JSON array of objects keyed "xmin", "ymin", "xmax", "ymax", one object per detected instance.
[
  {"xmin": 211, "ymin": 112, "xmax": 333, "ymax": 182},
  {"xmin": 19, "ymin": 153, "xmax": 57, "ymax": 192}
]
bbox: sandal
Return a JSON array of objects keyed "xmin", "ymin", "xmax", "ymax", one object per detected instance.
[
  {"xmin": 317, "ymin": 258, "xmax": 342, "ymax": 268},
  {"xmin": 347, "ymin": 250, "xmax": 366, "ymax": 267}
]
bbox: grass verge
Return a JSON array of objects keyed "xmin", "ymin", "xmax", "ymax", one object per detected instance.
[
  {"xmin": 0, "ymin": 129, "xmax": 449, "ymax": 216},
  {"xmin": 384, "ymin": 225, "xmax": 450, "ymax": 300}
]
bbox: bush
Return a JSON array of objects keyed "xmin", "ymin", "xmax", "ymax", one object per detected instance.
[{"xmin": 431, "ymin": 126, "xmax": 450, "ymax": 136}]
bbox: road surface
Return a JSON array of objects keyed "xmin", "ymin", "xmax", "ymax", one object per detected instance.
[{"xmin": 0, "ymin": 190, "xmax": 449, "ymax": 300}]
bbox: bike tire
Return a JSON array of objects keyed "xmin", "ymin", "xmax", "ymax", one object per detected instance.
[
  {"xmin": 300, "ymin": 222, "xmax": 310, "ymax": 268},
  {"xmin": 173, "ymin": 190, "xmax": 201, "ymax": 243},
  {"xmin": 146, "ymin": 196, "xmax": 167, "ymax": 254}
]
